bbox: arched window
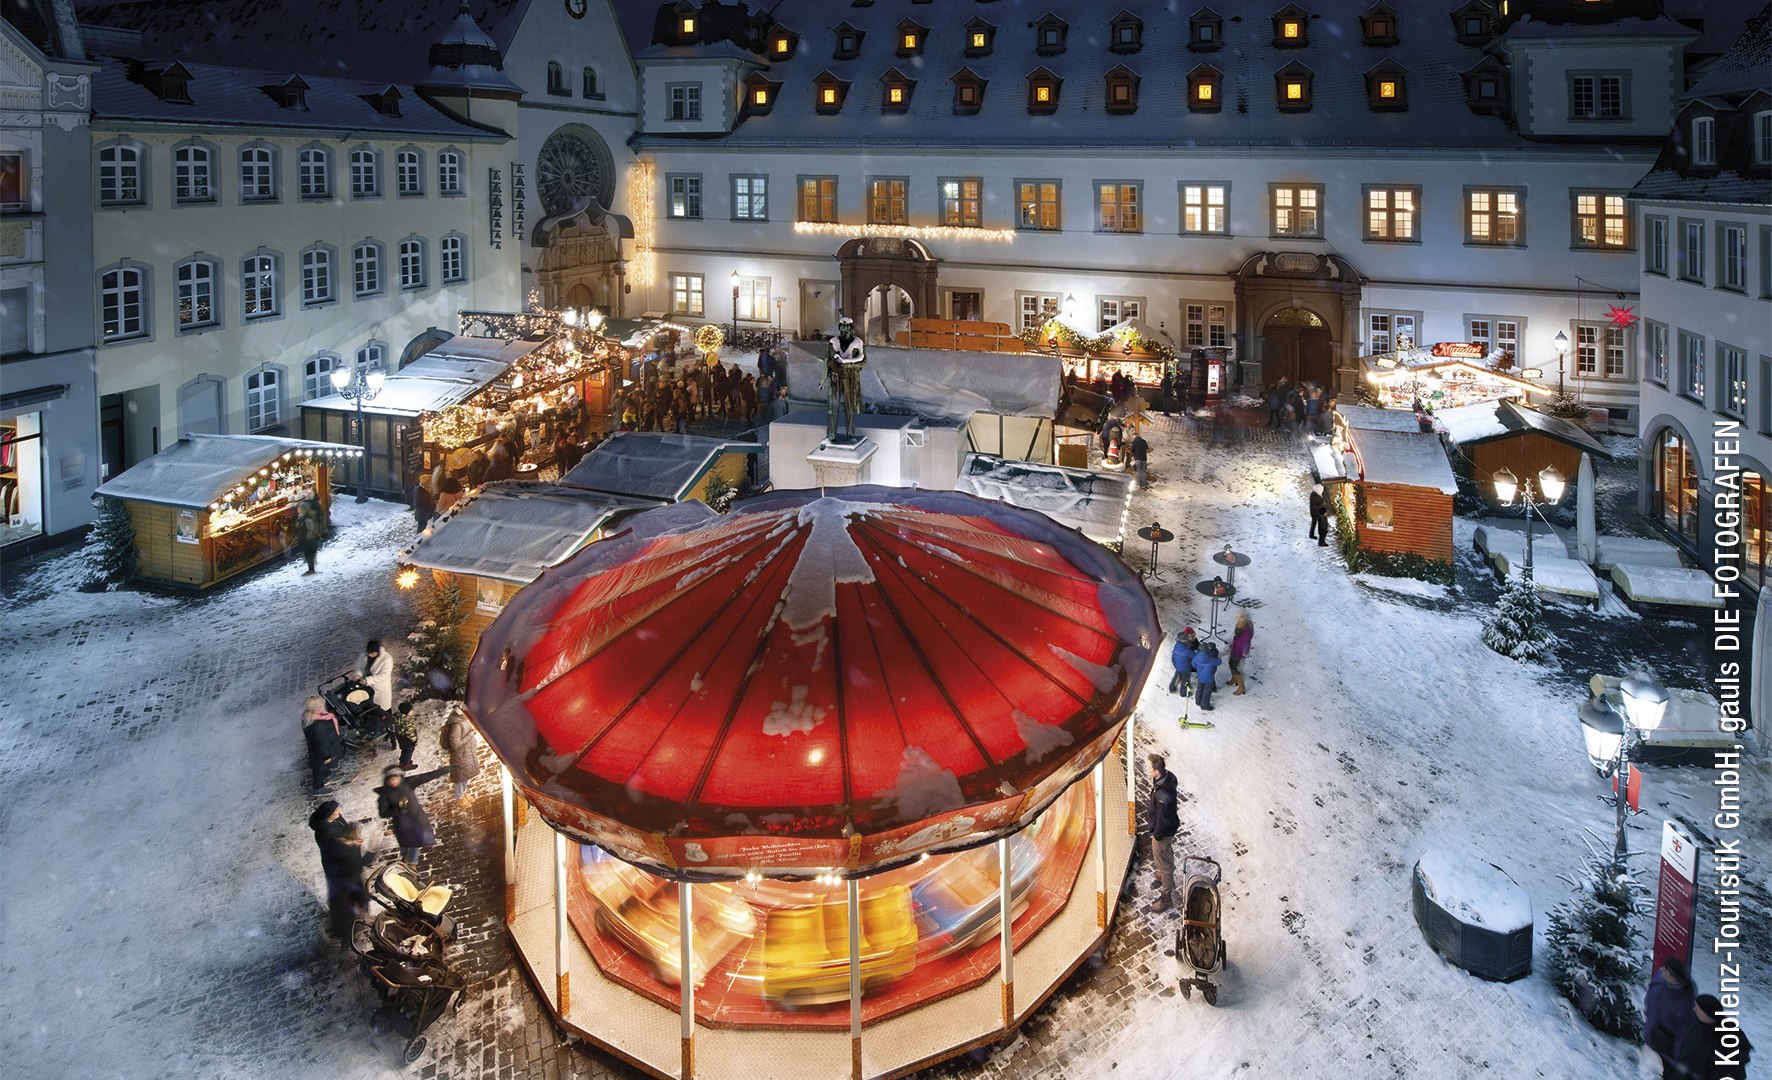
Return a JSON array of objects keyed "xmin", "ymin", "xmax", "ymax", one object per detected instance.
[
  {"xmin": 245, "ymin": 366, "xmax": 282, "ymax": 431},
  {"xmin": 300, "ymin": 244, "xmax": 336, "ymax": 306},
  {"xmin": 582, "ymin": 66, "xmax": 600, "ymax": 98},
  {"xmin": 303, "ymin": 353, "xmax": 340, "ymax": 400},
  {"xmin": 1692, "ymin": 116, "xmax": 1716, "ymax": 166},
  {"xmin": 173, "ymin": 142, "xmax": 214, "ymax": 203},
  {"xmin": 98, "ymin": 263, "xmax": 148, "ymax": 340},
  {"xmin": 238, "ymin": 144, "xmax": 277, "ymax": 201},
  {"xmin": 440, "ymin": 233, "xmax": 466, "ymax": 283},
  {"xmin": 547, "ymin": 61, "xmax": 567, "ymax": 95},
  {"xmin": 1744, "ymin": 472, "xmax": 1769, "ymax": 593},
  {"xmin": 349, "ymin": 147, "xmax": 380, "ymax": 197},
  {"xmin": 1657, "ymin": 429, "xmax": 1699, "ymax": 543},
  {"xmin": 398, "ymin": 236, "xmax": 426, "ymax": 291},
  {"xmin": 437, "ymin": 149, "xmax": 463, "ymax": 196},
  {"xmin": 241, "ymin": 250, "xmax": 280, "ymax": 320},
  {"xmin": 356, "ymin": 342, "xmax": 386, "ymax": 371},
  {"xmin": 175, "ymin": 256, "xmax": 220, "ymax": 331},
  {"xmin": 298, "ymin": 146, "xmax": 331, "ymax": 199},
  {"xmin": 396, "ymin": 148, "xmax": 422, "ymax": 196},
  {"xmin": 97, "ymin": 142, "xmax": 144, "ymax": 205},
  {"xmin": 352, "ymin": 240, "xmax": 384, "ymax": 298}
]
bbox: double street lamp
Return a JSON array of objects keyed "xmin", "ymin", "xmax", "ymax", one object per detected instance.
[
  {"xmin": 330, "ymin": 359, "xmax": 385, "ymax": 503},
  {"xmin": 1491, "ymin": 463, "xmax": 1566, "ymax": 576},
  {"xmin": 1579, "ymin": 670, "xmax": 1669, "ymax": 861}
]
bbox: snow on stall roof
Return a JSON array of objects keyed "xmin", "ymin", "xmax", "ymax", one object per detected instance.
[
  {"xmin": 1414, "ymin": 849, "xmax": 1532, "ymax": 933},
  {"xmin": 1432, "ymin": 400, "xmax": 1511, "ymax": 445},
  {"xmin": 93, "ymin": 433, "xmax": 358, "ymax": 509},
  {"xmin": 1352, "ymin": 430, "xmax": 1459, "ymax": 494},
  {"xmin": 954, "ymin": 453, "xmax": 1133, "ymax": 546},
  {"xmin": 1506, "ymin": 401, "xmax": 1612, "ymax": 458},
  {"xmin": 399, "ymin": 483, "xmax": 654, "ymax": 584},
  {"xmin": 783, "ymin": 343, "xmax": 1060, "ymax": 421},
  {"xmin": 558, "ymin": 431, "xmax": 756, "ymax": 502},
  {"xmin": 1337, "ymin": 404, "xmax": 1427, "ymax": 433},
  {"xmin": 1609, "ymin": 564, "xmax": 1724, "ymax": 607},
  {"xmin": 297, "ymin": 345, "xmax": 532, "ymax": 416}
]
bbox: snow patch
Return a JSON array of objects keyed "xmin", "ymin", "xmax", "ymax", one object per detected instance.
[
  {"xmin": 1414, "ymin": 849, "xmax": 1532, "ymax": 932},
  {"xmin": 889, "ymin": 746, "xmax": 966, "ymax": 820},
  {"xmin": 1350, "ymin": 573, "xmax": 1452, "ymax": 600},
  {"xmin": 780, "ymin": 499, "xmax": 877, "ymax": 630},
  {"xmin": 1014, "ymin": 709, "xmax": 1075, "ymax": 762},
  {"xmin": 1047, "ymin": 644, "xmax": 1122, "ymax": 695},
  {"xmin": 762, "ymin": 685, "xmax": 824, "ymax": 737}
]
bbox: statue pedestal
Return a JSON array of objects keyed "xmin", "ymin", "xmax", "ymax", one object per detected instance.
[{"xmin": 806, "ymin": 437, "xmax": 878, "ymax": 491}]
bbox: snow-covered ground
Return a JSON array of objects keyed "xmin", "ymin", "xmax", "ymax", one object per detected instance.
[{"xmin": 0, "ymin": 416, "xmax": 1765, "ymax": 1080}]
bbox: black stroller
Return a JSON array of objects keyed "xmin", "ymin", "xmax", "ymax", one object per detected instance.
[
  {"xmin": 369, "ymin": 860, "xmax": 457, "ymax": 941},
  {"xmin": 1175, "ymin": 856, "xmax": 1227, "ymax": 1005},
  {"xmin": 350, "ymin": 915, "xmax": 465, "ymax": 1065},
  {"xmin": 318, "ymin": 672, "xmax": 396, "ymax": 752}
]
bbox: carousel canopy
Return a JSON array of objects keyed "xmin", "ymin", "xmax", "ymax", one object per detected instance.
[
  {"xmin": 94, "ymin": 433, "xmax": 359, "ymax": 509},
  {"xmin": 399, "ymin": 482, "xmax": 655, "ymax": 584},
  {"xmin": 954, "ymin": 453, "xmax": 1133, "ymax": 547},
  {"xmin": 466, "ymin": 487, "xmax": 1158, "ymax": 879}
]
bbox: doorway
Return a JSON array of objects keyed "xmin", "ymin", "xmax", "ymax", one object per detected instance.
[
  {"xmin": 946, "ymin": 289, "xmax": 983, "ymax": 321},
  {"xmin": 1261, "ymin": 308, "xmax": 1333, "ymax": 387},
  {"xmin": 800, "ymin": 279, "xmax": 838, "ymax": 340},
  {"xmin": 564, "ymin": 282, "xmax": 594, "ymax": 310},
  {"xmin": 865, "ymin": 284, "xmax": 915, "ymax": 344}
]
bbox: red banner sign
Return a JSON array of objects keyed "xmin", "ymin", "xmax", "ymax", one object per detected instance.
[
  {"xmin": 1431, "ymin": 341, "xmax": 1488, "ymax": 359},
  {"xmin": 1651, "ymin": 820, "xmax": 1699, "ymax": 975},
  {"xmin": 1613, "ymin": 764, "xmax": 1642, "ymax": 812}
]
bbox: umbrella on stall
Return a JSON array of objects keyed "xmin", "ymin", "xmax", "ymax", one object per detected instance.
[
  {"xmin": 466, "ymin": 487, "xmax": 1160, "ymax": 879},
  {"xmin": 1577, "ymin": 452, "xmax": 1597, "ymax": 566}
]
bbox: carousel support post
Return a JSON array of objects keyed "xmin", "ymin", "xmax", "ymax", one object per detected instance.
[
  {"xmin": 848, "ymin": 876, "xmax": 863, "ymax": 1080},
  {"xmin": 1124, "ymin": 717, "xmax": 1137, "ymax": 838},
  {"xmin": 553, "ymin": 830, "xmax": 570, "ymax": 1015},
  {"xmin": 1094, "ymin": 761, "xmax": 1108, "ymax": 930},
  {"xmin": 501, "ymin": 766, "xmax": 516, "ymax": 921},
  {"xmin": 680, "ymin": 883, "xmax": 696, "ymax": 1079},
  {"xmin": 998, "ymin": 837, "xmax": 1015, "ymax": 1028}
]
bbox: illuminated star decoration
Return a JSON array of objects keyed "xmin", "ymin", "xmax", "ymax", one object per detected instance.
[{"xmin": 1605, "ymin": 304, "xmax": 1640, "ymax": 330}]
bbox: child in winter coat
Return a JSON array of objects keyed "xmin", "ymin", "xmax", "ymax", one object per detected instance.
[
  {"xmin": 376, "ymin": 765, "xmax": 444, "ymax": 864},
  {"xmin": 1167, "ymin": 628, "xmax": 1199, "ymax": 694},
  {"xmin": 1192, "ymin": 643, "xmax": 1222, "ymax": 711}
]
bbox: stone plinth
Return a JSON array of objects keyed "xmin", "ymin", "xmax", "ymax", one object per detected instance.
[{"xmin": 806, "ymin": 437, "xmax": 879, "ymax": 491}]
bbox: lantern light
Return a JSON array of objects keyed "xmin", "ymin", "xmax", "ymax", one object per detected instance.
[
  {"xmin": 1492, "ymin": 466, "xmax": 1519, "ymax": 506},
  {"xmin": 1537, "ymin": 464, "xmax": 1566, "ymax": 504},
  {"xmin": 1578, "ymin": 694, "xmax": 1626, "ymax": 774},
  {"xmin": 330, "ymin": 366, "xmax": 351, "ymax": 391},
  {"xmin": 1619, "ymin": 669, "xmax": 1669, "ymax": 733}
]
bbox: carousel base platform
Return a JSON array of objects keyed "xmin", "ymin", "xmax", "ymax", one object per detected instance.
[{"xmin": 505, "ymin": 747, "xmax": 1135, "ymax": 1080}]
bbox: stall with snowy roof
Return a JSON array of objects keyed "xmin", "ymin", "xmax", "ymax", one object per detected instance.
[
  {"xmin": 1328, "ymin": 406, "xmax": 1459, "ymax": 569},
  {"xmin": 558, "ymin": 431, "xmax": 759, "ymax": 506},
  {"xmin": 1360, "ymin": 346, "xmax": 1546, "ymax": 412},
  {"xmin": 1434, "ymin": 398, "xmax": 1611, "ymax": 509},
  {"xmin": 93, "ymin": 434, "xmax": 360, "ymax": 589},
  {"xmin": 395, "ymin": 482, "xmax": 654, "ymax": 647},
  {"xmin": 467, "ymin": 488, "xmax": 1155, "ymax": 1080}
]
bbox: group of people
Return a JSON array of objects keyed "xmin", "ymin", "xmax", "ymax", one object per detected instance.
[
  {"xmin": 1165, "ymin": 614, "xmax": 1253, "ymax": 712},
  {"xmin": 1265, "ymin": 378, "xmax": 1336, "ymax": 438},
  {"xmin": 1643, "ymin": 957, "xmax": 1753, "ymax": 1079},
  {"xmin": 614, "ymin": 360, "xmax": 788, "ymax": 434},
  {"xmin": 301, "ymin": 639, "xmax": 485, "ymax": 942}
]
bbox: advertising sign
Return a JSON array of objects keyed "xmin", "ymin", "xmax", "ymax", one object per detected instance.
[
  {"xmin": 1430, "ymin": 341, "xmax": 1488, "ymax": 359},
  {"xmin": 1650, "ymin": 820, "xmax": 1699, "ymax": 975}
]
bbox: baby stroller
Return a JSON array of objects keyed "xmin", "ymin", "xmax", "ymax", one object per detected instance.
[
  {"xmin": 350, "ymin": 916, "xmax": 465, "ymax": 1065},
  {"xmin": 370, "ymin": 860, "xmax": 457, "ymax": 941},
  {"xmin": 318, "ymin": 671, "xmax": 396, "ymax": 752},
  {"xmin": 1175, "ymin": 856, "xmax": 1227, "ymax": 1005}
]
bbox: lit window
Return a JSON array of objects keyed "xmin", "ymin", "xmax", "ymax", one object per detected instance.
[
  {"xmin": 903, "ymin": 33, "xmax": 917, "ymax": 49},
  {"xmin": 1197, "ymin": 83, "xmax": 1214, "ymax": 101},
  {"xmin": 754, "ymin": 88, "xmax": 768, "ymax": 105},
  {"xmin": 889, "ymin": 86, "xmax": 903, "ymax": 103},
  {"xmin": 680, "ymin": 17, "xmax": 695, "ymax": 34},
  {"xmin": 1286, "ymin": 82, "xmax": 1303, "ymax": 100},
  {"xmin": 1379, "ymin": 81, "xmax": 1396, "ymax": 99},
  {"xmin": 1283, "ymin": 20, "xmax": 1301, "ymax": 38},
  {"xmin": 775, "ymin": 37, "xmax": 789, "ymax": 53},
  {"xmin": 823, "ymin": 87, "xmax": 837, "ymax": 104},
  {"xmin": 1036, "ymin": 85, "xmax": 1051, "ymax": 102},
  {"xmin": 972, "ymin": 32, "xmax": 986, "ymax": 48}
]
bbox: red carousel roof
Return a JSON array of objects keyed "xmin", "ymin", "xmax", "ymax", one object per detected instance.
[{"xmin": 466, "ymin": 487, "xmax": 1158, "ymax": 878}]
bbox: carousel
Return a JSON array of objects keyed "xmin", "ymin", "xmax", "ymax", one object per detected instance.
[{"xmin": 466, "ymin": 488, "xmax": 1158, "ymax": 1079}]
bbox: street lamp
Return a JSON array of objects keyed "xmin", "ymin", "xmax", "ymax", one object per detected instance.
[
  {"xmin": 1552, "ymin": 329, "xmax": 1570, "ymax": 397},
  {"xmin": 586, "ymin": 307, "xmax": 605, "ymax": 335},
  {"xmin": 1579, "ymin": 670, "xmax": 1668, "ymax": 861},
  {"xmin": 1491, "ymin": 463, "xmax": 1565, "ymax": 576},
  {"xmin": 330, "ymin": 359, "xmax": 385, "ymax": 503},
  {"xmin": 730, "ymin": 270, "xmax": 741, "ymax": 344}
]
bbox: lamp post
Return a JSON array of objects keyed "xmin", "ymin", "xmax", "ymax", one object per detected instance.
[
  {"xmin": 330, "ymin": 358, "xmax": 385, "ymax": 503},
  {"xmin": 1579, "ymin": 670, "xmax": 1668, "ymax": 862},
  {"xmin": 1491, "ymin": 463, "xmax": 1566, "ymax": 575},
  {"xmin": 1553, "ymin": 329, "xmax": 1570, "ymax": 397},
  {"xmin": 730, "ymin": 270, "xmax": 740, "ymax": 345}
]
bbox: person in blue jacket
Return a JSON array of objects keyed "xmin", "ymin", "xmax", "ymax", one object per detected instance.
[
  {"xmin": 1192, "ymin": 642, "xmax": 1222, "ymax": 711},
  {"xmin": 1168, "ymin": 628, "xmax": 1199, "ymax": 694}
]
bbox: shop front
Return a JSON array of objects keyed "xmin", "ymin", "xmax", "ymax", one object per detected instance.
[
  {"xmin": 0, "ymin": 369, "xmax": 101, "ymax": 555},
  {"xmin": 93, "ymin": 434, "xmax": 359, "ymax": 589},
  {"xmin": 0, "ymin": 410, "xmax": 45, "ymax": 548}
]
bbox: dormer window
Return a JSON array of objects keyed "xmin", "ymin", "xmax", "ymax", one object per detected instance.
[
  {"xmin": 833, "ymin": 23, "xmax": 863, "ymax": 60},
  {"xmin": 881, "ymin": 69, "xmax": 915, "ymax": 113},
  {"xmin": 1461, "ymin": 56, "xmax": 1510, "ymax": 116},
  {"xmin": 681, "ymin": 16, "xmax": 695, "ymax": 34},
  {"xmin": 1691, "ymin": 116, "xmax": 1716, "ymax": 166},
  {"xmin": 1273, "ymin": 5, "xmax": 1309, "ymax": 47},
  {"xmin": 1360, "ymin": 3, "xmax": 1399, "ymax": 46},
  {"xmin": 964, "ymin": 17, "xmax": 995, "ymax": 57},
  {"xmin": 1027, "ymin": 68, "xmax": 1061, "ymax": 115},
  {"xmin": 1188, "ymin": 65, "xmax": 1223, "ymax": 112},
  {"xmin": 744, "ymin": 75, "xmax": 779, "ymax": 114},
  {"xmin": 814, "ymin": 71, "xmax": 849, "ymax": 114},
  {"xmin": 1109, "ymin": 10, "xmax": 1144, "ymax": 53},
  {"xmin": 139, "ymin": 61, "xmax": 194, "ymax": 104},
  {"xmin": 264, "ymin": 75, "xmax": 309, "ymax": 110},
  {"xmin": 364, "ymin": 85, "xmax": 403, "ymax": 118},
  {"xmin": 768, "ymin": 29, "xmax": 798, "ymax": 58},
  {"xmin": 952, "ymin": 68, "xmax": 986, "ymax": 115},
  {"xmin": 897, "ymin": 19, "xmax": 927, "ymax": 57},
  {"xmin": 1104, "ymin": 65, "xmax": 1139, "ymax": 115},
  {"xmin": 1034, "ymin": 14, "xmax": 1069, "ymax": 56},
  {"xmin": 1451, "ymin": 1, "xmax": 1492, "ymax": 45},
  {"xmin": 1276, "ymin": 64, "xmax": 1313, "ymax": 111},
  {"xmin": 1365, "ymin": 62, "xmax": 1406, "ymax": 110},
  {"xmin": 1190, "ymin": 8, "xmax": 1225, "ymax": 51}
]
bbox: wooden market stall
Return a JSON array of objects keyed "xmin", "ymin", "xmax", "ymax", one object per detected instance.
[
  {"xmin": 1434, "ymin": 397, "xmax": 1613, "ymax": 508},
  {"xmin": 1360, "ymin": 348, "xmax": 1545, "ymax": 412},
  {"xmin": 559, "ymin": 431, "xmax": 760, "ymax": 505},
  {"xmin": 1322, "ymin": 405, "xmax": 1459, "ymax": 568},
  {"xmin": 396, "ymin": 481, "xmax": 653, "ymax": 648},
  {"xmin": 93, "ymin": 433, "xmax": 359, "ymax": 589}
]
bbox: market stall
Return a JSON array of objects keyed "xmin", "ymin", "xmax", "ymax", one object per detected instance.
[
  {"xmin": 469, "ymin": 488, "xmax": 1156, "ymax": 1080},
  {"xmin": 93, "ymin": 433, "xmax": 359, "ymax": 589},
  {"xmin": 1360, "ymin": 347, "xmax": 1545, "ymax": 412},
  {"xmin": 559, "ymin": 432, "xmax": 759, "ymax": 505},
  {"xmin": 1025, "ymin": 316, "xmax": 1179, "ymax": 394},
  {"xmin": 1434, "ymin": 397, "xmax": 1612, "ymax": 508},
  {"xmin": 1329, "ymin": 405, "xmax": 1458, "ymax": 569},
  {"xmin": 954, "ymin": 453, "xmax": 1133, "ymax": 549}
]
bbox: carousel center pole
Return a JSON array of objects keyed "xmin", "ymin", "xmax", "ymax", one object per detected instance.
[
  {"xmin": 848, "ymin": 877, "xmax": 863, "ymax": 1080},
  {"xmin": 553, "ymin": 830, "xmax": 570, "ymax": 1014},
  {"xmin": 501, "ymin": 766, "xmax": 516, "ymax": 922},
  {"xmin": 680, "ymin": 883, "xmax": 696, "ymax": 1079},
  {"xmin": 998, "ymin": 837, "xmax": 1015, "ymax": 1029},
  {"xmin": 1124, "ymin": 717, "xmax": 1137, "ymax": 838}
]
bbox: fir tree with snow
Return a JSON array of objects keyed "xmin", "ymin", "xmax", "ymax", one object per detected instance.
[
  {"xmin": 703, "ymin": 472, "xmax": 737, "ymax": 513},
  {"xmin": 80, "ymin": 496, "xmax": 138, "ymax": 590},
  {"xmin": 1482, "ymin": 565, "xmax": 1549, "ymax": 662},
  {"xmin": 1543, "ymin": 844, "xmax": 1646, "ymax": 1038},
  {"xmin": 401, "ymin": 571, "xmax": 469, "ymax": 700}
]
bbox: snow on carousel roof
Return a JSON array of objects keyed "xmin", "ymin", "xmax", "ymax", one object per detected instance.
[
  {"xmin": 400, "ymin": 482, "xmax": 656, "ymax": 584},
  {"xmin": 558, "ymin": 431, "xmax": 758, "ymax": 503},
  {"xmin": 94, "ymin": 433, "xmax": 359, "ymax": 509}
]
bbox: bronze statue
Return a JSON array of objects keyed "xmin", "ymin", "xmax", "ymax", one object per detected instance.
[{"xmin": 823, "ymin": 315, "xmax": 866, "ymax": 441}]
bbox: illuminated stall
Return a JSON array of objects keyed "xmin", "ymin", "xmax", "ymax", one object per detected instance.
[
  {"xmin": 1028, "ymin": 317, "xmax": 1178, "ymax": 393},
  {"xmin": 93, "ymin": 433, "xmax": 359, "ymax": 589},
  {"xmin": 1360, "ymin": 344, "xmax": 1545, "ymax": 412},
  {"xmin": 1326, "ymin": 406, "xmax": 1458, "ymax": 569},
  {"xmin": 469, "ymin": 489, "xmax": 1156, "ymax": 1080}
]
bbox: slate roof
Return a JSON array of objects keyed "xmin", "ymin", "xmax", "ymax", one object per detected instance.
[
  {"xmin": 401, "ymin": 481, "xmax": 653, "ymax": 583},
  {"xmin": 1629, "ymin": 5, "xmax": 1772, "ymax": 206},
  {"xmin": 95, "ymin": 433, "xmax": 359, "ymax": 508},
  {"xmin": 87, "ymin": 53, "xmax": 509, "ymax": 137}
]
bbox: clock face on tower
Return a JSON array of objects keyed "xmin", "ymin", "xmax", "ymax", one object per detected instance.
[{"xmin": 565, "ymin": 0, "xmax": 587, "ymax": 18}]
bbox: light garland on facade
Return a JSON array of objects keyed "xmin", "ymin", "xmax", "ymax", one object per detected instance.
[
  {"xmin": 427, "ymin": 404, "xmax": 489, "ymax": 451},
  {"xmin": 457, "ymin": 309, "xmax": 562, "ymax": 340},
  {"xmin": 792, "ymin": 221, "xmax": 1017, "ymax": 243},
  {"xmin": 629, "ymin": 160, "xmax": 656, "ymax": 288},
  {"xmin": 1018, "ymin": 320, "xmax": 1177, "ymax": 365}
]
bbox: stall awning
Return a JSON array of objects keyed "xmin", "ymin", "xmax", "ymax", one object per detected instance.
[
  {"xmin": 400, "ymin": 482, "xmax": 654, "ymax": 584},
  {"xmin": 94, "ymin": 434, "xmax": 360, "ymax": 509},
  {"xmin": 298, "ymin": 339, "xmax": 547, "ymax": 417},
  {"xmin": 559, "ymin": 432, "xmax": 758, "ymax": 503},
  {"xmin": 954, "ymin": 453, "xmax": 1133, "ymax": 546}
]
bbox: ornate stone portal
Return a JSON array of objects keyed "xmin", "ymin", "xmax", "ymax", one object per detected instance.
[{"xmin": 530, "ymin": 124, "xmax": 628, "ymax": 313}]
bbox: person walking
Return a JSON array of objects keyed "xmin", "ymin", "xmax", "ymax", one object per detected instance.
[
  {"xmin": 1129, "ymin": 433, "xmax": 1150, "ymax": 490},
  {"xmin": 295, "ymin": 496, "xmax": 324, "ymax": 575},
  {"xmin": 301, "ymin": 694, "xmax": 342, "ymax": 792},
  {"xmin": 309, "ymin": 801, "xmax": 366, "ymax": 940},
  {"xmin": 442, "ymin": 705, "xmax": 481, "ymax": 805},
  {"xmin": 1308, "ymin": 483, "xmax": 1330, "ymax": 546},
  {"xmin": 1167, "ymin": 628, "xmax": 1198, "ymax": 695},
  {"xmin": 409, "ymin": 475, "xmax": 435, "ymax": 533},
  {"xmin": 1228, "ymin": 612, "xmax": 1254, "ymax": 696},
  {"xmin": 1192, "ymin": 642, "xmax": 1222, "ymax": 711},
  {"xmin": 354, "ymin": 640, "xmax": 396, "ymax": 713},
  {"xmin": 1673, "ymin": 994, "xmax": 1752, "ymax": 1079},
  {"xmin": 1644, "ymin": 958, "xmax": 1697, "ymax": 1078},
  {"xmin": 376, "ymin": 765, "xmax": 444, "ymax": 864},
  {"xmin": 1147, "ymin": 754, "xmax": 1180, "ymax": 913}
]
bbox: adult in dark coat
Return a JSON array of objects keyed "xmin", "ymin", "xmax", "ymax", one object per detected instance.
[
  {"xmin": 410, "ymin": 476, "xmax": 435, "ymax": 532},
  {"xmin": 323, "ymin": 823, "xmax": 374, "ymax": 941},
  {"xmin": 1308, "ymin": 483, "xmax": 1330, "ymax": 546},
  {"xmin": 1128, "ymin": 434, "xmax": 1150, "ymax": 490},
  {"xmin": 1147, "ymin": 754, "xmax": 1180, "ymax": 912},
  {"xmin": 1644, "ymin": 958, "xmax": 1696, "ymax": 1077},
  {"xmin": 295, "ymin": 496, "xmax": 325, "ymax": 575},
  {"xmin": 301, "ymin": 695, "xmax": 343, "ymax": 792},
  {"xmin": 1674, "ymin": 994, "xmax": 1752, "ymax": 1080},
  {"xmin": 376, "ymin": 765, "xmax": 445, "ymax": 863},
  {"xmin": 441, "ymin": 706, "xmax": 482, "ymax": 804}
]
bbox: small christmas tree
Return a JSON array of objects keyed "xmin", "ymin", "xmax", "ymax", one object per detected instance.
[
  {"xmin": 401, "ymin": 571, "xmax": 469, "ymax": 700},
  {"xmin": 1544, "ymin": 843, "xmax": 1646, "ymax": 1037},
  {"xmin": 1482, "ymin": 565, "xmax": 1550, "ymax": 662},
  {"xmin": 703, "ymin": 472, "xmax": 737, "ymax": 514},
  {"xmin": 80, "ymin": 496, "xmax": 139, "ymax": 589},
  {"xmin": 1540, "ymin": 390, "xmax": 1592, "ymax": 423}
]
